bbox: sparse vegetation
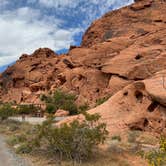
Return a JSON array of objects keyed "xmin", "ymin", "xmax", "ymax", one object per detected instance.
[
  {"xmin": 41, "ymin": 89, "xmax": 78, "ymax": 115},
  {"xmin": 2, "ymin": 112, "xmax": 108, "ymax": 164},
  {"xmin": 128, "ymin": 130, "xmax": 141, "ymax": 143},
  {"xmin": 78, "ymin": 103, "xmax": 89, "ymax": 112},
  {"xmin": 95, "ymin": 95, "xmax": 111, "ymax": 106},
  {"xmin": 0, "ymin": 103, "xmax": 16, "ymax": 121},
  {"xmin": 7, "ymin": 134, "xmax": 27, "ymax": 146},
  {"xmin": 28, "ymin": 112, "xmax": 108, "ymax": 164},
  {"xmin": 0, "ymin": 119, "xmax": 149, "ymax": 166},
  {"xmin": 144, "ymin": 137, "xmax": 166, "ymax": 166}
]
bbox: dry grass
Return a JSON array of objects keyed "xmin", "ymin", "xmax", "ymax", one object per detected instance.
[{"xmin": 25, "ymin": 149, "xmax": 131, "ymax": 166}]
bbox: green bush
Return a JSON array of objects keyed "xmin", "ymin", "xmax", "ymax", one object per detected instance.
[
  {"xmin": 16, "ymin": 104, "xmax": 39, "ymax": 115},
  {"xmin": 0, "ymin": 103, "xmax": 16, "ymax": 121},
  {"xmin": 45, "ymin": 103, "xmax": 55, "ymax": 114},
  {"xmin": 31, "ymin": 112, "xmax": 108, "ymax": 163},
  {"xmin": 144, "ymin": 137, "xmax": 166, "ymax": 166},
  {"xmin": 78, "ymin": 103, "xmax": 89, "ymax": 112},
  {"xmin": 42, "ymin": 89, "xmax": 78, "ymax": 115},
  {"xmin": 16, "ymin": 142, "xmax": 32, "ymax": 154}
]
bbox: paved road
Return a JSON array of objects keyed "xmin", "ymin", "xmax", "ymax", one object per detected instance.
[
  {"xmin": 0, "ymin": 136, "xmax": 31, "ymax": 166},
  {"xmin": 9, "ymin": 117, "xmax": 67, "ymax": 125}
]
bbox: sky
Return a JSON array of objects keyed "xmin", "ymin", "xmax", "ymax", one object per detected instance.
[{"xmin": 0, "ymin": 0, "xmax": 133, "ymax": 71}]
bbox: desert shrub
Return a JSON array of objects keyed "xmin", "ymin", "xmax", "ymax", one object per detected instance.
[
  {"xmin": 16, "ymin": 142, "xmax": 32, "ymax": 154},
  {"xmin": 78, "ymin": 103, "xmax": 89, "ymax": 112},
  {"xmin": 7, "ymin": 134, "xmax": 27, "ymax": 146},
  {"xmin": 8, "ymin": 122, "xmax": 20, "ymax": 132},
  {"xmin": 30, "ymin": 112, "xmax": 108, "ymax": 163},
  {"xmin": 160, "ymin": 137, "xmax": 166, "ymax": 151},
  {"xmin": 128, "ymin": 130, "xmax": 140, "ymax": 143},
  {"xmin": 42, "ymin": 89, "xmax": 78, "ymax": 115},
  {"xmin": 0, "ymin": 103, "xmax": 16, "ymax": 121},
  {"xmin": 108, "ymin": 142, "xmax": 124, "ymax": 154},
  {"xmin": 144, "ymin": 137, "xmax": 166, "ymax": 166}
]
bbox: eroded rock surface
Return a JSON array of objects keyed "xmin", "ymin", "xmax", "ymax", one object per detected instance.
[{"xmin": 0, "ymin": 0, "xmax": 166, "ymax": 135}]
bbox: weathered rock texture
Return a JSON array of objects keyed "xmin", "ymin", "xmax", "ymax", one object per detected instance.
[{"xmin": 0, "ymin": 0, "xmax": 166, "ymax": 134}]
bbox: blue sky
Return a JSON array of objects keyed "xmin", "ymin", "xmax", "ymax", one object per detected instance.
[{"xmin": 0, "ymin": 0, "xmax": 133, "ymax": 71}]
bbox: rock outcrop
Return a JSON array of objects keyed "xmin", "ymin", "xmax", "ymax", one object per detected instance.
[{"xmin": 0, "ymin": 0, "xmax": 165, "ymax": 134}]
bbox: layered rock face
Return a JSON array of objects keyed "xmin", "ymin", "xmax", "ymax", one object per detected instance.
[{"xmin": 0, "ymin": 0, "xmax": 166, "ymax": 134}]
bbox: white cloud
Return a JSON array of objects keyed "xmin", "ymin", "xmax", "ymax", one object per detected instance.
[
  {"xmin": 37, "ymin": 0, "xmax": 134, "ymax": 27},
  {"xmin": 38, "ymin": 0, "xmax": 133, "ymax": 9},
  {"xmin": 0, "ymin": 7, "xmax": 81, "ymax": 66},
  {"xmin": 0, "ymin": 0, "xmax": 134, "ymax": 67},
  {"xmin": 38, "ymin": 0, "xmax": 77, "ymax": 8}
]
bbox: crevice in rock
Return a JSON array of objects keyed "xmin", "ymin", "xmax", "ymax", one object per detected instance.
[
  {"xmin": 57, "ymin": 74, "xmax": 67, "ymax": 85},
  {"xmin": 135, "ymin": 90, "xmax": 143, "ymax": 103},
  {"xmin": 130, "ymin": 126, "xmax": 143, "ymax": 131},
  {"xmin": 135, "ymin": 54, "xmax": 143, "ymax": 60},
  {"xmin": 147, "ymin": 101, "xmax": 159, "ymax": 112},
  {"xmin": 63, "ymin": 59, "xmax": 74, "ymax": 69},
  {"xmin": 143, "ymin": 118, "xmax": 149, "ymax": 127},
  {"xmin": 107, "ymin": 73, "xmax": 143, "ymax": 81},
  {"xmin": 123, "ymin": 91, "xmax": 128, "ymax": 96}
]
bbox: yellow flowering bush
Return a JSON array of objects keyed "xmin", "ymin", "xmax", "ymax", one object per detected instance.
[{"xmin": 145, "ymin": 137, "xmax": 166, "ymax": 166}]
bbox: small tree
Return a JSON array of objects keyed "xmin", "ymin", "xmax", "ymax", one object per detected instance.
[
  {"xmin": 0, "ymin": 103, "xmax": 16, "ymax": 121},
  {"xmin": 16, "ymin": 105, "xmax": 38, "ymax": 115},
  {"xmin": 45, "ymin": 103, "xmax": 56, "ymax": 114},
  {"xmin": 42, "ymin": 89, "xmax": 78, "ymax": 115}
]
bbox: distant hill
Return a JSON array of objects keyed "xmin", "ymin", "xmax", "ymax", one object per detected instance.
[{"xmin": 0, "ymin": 63, "xmax": 15, "ymax": 73}]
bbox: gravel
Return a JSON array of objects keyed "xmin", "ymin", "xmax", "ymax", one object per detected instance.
[{"xmin": 0, "ymin": 135, "xmax": 31, "ymax": 166}]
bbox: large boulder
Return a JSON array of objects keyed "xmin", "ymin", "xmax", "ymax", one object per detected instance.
[
  {"xmin": 144, "ymin": 70, "xmax": 166, "ymax": 106},
  {"xmin": 55, "ymin": 109, "xmax": 69, "ymax": 117},
  {"xmin": 60, "ymin": 79, "xmax": 166, "ymax": 135}
]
